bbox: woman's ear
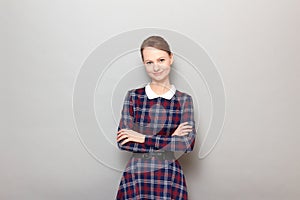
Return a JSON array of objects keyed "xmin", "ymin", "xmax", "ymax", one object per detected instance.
[{"xmin": 170, "ymin": 53, "xmax": 174, "ymax": 65}]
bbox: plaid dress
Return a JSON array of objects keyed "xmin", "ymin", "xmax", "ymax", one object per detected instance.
[{"xmin": 116, "ymin": 84, "xmax": 196, "ymax": 200}]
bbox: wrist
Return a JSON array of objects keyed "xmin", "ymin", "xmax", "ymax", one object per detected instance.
[{"xmin": 141, "ymin": 135, "xmax": 146, "ymax": 143}]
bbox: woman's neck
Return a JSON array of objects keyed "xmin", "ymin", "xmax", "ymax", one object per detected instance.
[{"xmin": 150, "ymin": 80, "xmax": 172, "ymax": 95}]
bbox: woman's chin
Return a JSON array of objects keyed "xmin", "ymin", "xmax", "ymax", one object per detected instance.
[
  {"xmin": 152, "ymin": 77, "xmax": 166, "ymax": 82},
  {"xmin": 149, "ymin": 74, "xmax": 170, "ymax": 82}
]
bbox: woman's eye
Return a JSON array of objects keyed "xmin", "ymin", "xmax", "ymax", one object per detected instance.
[
  {"xmin": 146, "ymin": 61, "xmax": 153, "ymax": 65},
  {"xmin": 159, "ymin": 59, "xmax": 165, "ymax": 62}
]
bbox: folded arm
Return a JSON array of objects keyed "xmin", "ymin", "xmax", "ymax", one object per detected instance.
[{"xmin": 117, "ymin": 91, "xmax": 196, "ymax": 153}]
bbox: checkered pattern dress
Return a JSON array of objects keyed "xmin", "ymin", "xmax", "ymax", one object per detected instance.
[{"xmin": 116, "ymin": 86, "xmax": 196, "ymax": 200}]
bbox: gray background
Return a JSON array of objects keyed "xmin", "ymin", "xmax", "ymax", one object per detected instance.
[{"xmin": 1, "ymin": 0, "xmax": 299, "ymax": 199}]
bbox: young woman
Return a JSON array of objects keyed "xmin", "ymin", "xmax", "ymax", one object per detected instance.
[{"xmin": 116, "ymin": 36, "xmax": 196, "ymax": 200}]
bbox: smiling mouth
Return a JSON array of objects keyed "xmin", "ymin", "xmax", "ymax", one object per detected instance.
[{"xmin": 153, "ymin": 72, "xmax": 162, "ymax": 75}]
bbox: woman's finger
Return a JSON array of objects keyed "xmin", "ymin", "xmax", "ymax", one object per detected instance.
[
  {"xmin": 117, "ymin": 131, "xmax": 126, "ymax": 138},
  {"xmin": 121, "ymin": 138, "xmax": 132, "ymax": 145},
  {"xmin": 117, "ymin": 129, "xmax": 128, "ymax": 134},
  {"xmin": 181, "ymin": 132, "xmax": 190, "ymax": 136},
  {"xmin": 177, "ymin": 130, "xmax": 192, "ymax": 136},
  {"xmin": 117, "ymin": 132, "xmax": 129, "ymax": 141},
  {"xmin": 117, "ymin": 130, "xmax": 132, "ymax": 139},
  {"xmin": 117, "ymin": 135, "xmax": 127, "ymax": 142},
  {"xmin": 181, "ymin": 129, "xmax": 192, "ymax": 133},
  {"xmin": 181, "ymin": 125, "xmax": 193, "ymax": 130},
  {"xmin": 179, "ymin": 122, "xmax": 189, "ymax": 127}
]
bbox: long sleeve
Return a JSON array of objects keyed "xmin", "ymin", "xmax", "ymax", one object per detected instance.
[
  {"xmin": 143, "ymin": 95, "xmax": 196, "ymax": 152},
  {"xmin": 117, "ymin": 90, "xmax": 151, "ymax": 152},
  {"xmin": 117, "ymin": 90, "xmax": 196, "ymax": 153}
]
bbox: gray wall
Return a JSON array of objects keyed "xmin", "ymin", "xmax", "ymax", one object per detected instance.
[{"xmin": 1, "ymin": 0, "xmax": 300, "ymax": 199}]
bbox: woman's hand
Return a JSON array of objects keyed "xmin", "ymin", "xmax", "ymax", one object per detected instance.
[
  {"xmin": 117, "ymin": 129, "xmax": 146, "ymax": 145},
  {"xmin": 172, "ymin": 122, "xmax": 193, "ymax": 136}
]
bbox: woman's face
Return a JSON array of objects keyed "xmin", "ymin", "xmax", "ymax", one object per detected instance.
[{"xmin": 142, "ymin": 47, "xmax": 173, "ymax": 84}]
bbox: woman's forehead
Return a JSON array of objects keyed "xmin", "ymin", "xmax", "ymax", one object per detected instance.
[{"xmin": 143, "ymin": 47, "xmax": 170, "ymax": 58}]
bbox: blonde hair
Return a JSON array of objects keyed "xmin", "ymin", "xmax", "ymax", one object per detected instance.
[{"xmin": 140, "ymin": 36, "xmax": 172, "ymax": 61}]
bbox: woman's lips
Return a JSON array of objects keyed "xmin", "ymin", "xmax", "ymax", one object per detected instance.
[{"xmin": 153, "ymin": 71, "xmax": 163, "ymax": 76}]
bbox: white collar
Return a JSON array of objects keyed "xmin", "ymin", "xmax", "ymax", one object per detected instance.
[{"xmin": 145, "ymin": 83, "xmax": 176, "ymax": 100}]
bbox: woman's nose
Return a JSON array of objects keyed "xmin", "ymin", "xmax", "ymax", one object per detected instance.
[{"xmin": 153, "ymin": 64, "xmax": 160, "ymax": 71}]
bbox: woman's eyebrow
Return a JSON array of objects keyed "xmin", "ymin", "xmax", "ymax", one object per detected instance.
[{"xmin": 144, "ymin": 57, "xmax": 166, "ymax": 62}]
